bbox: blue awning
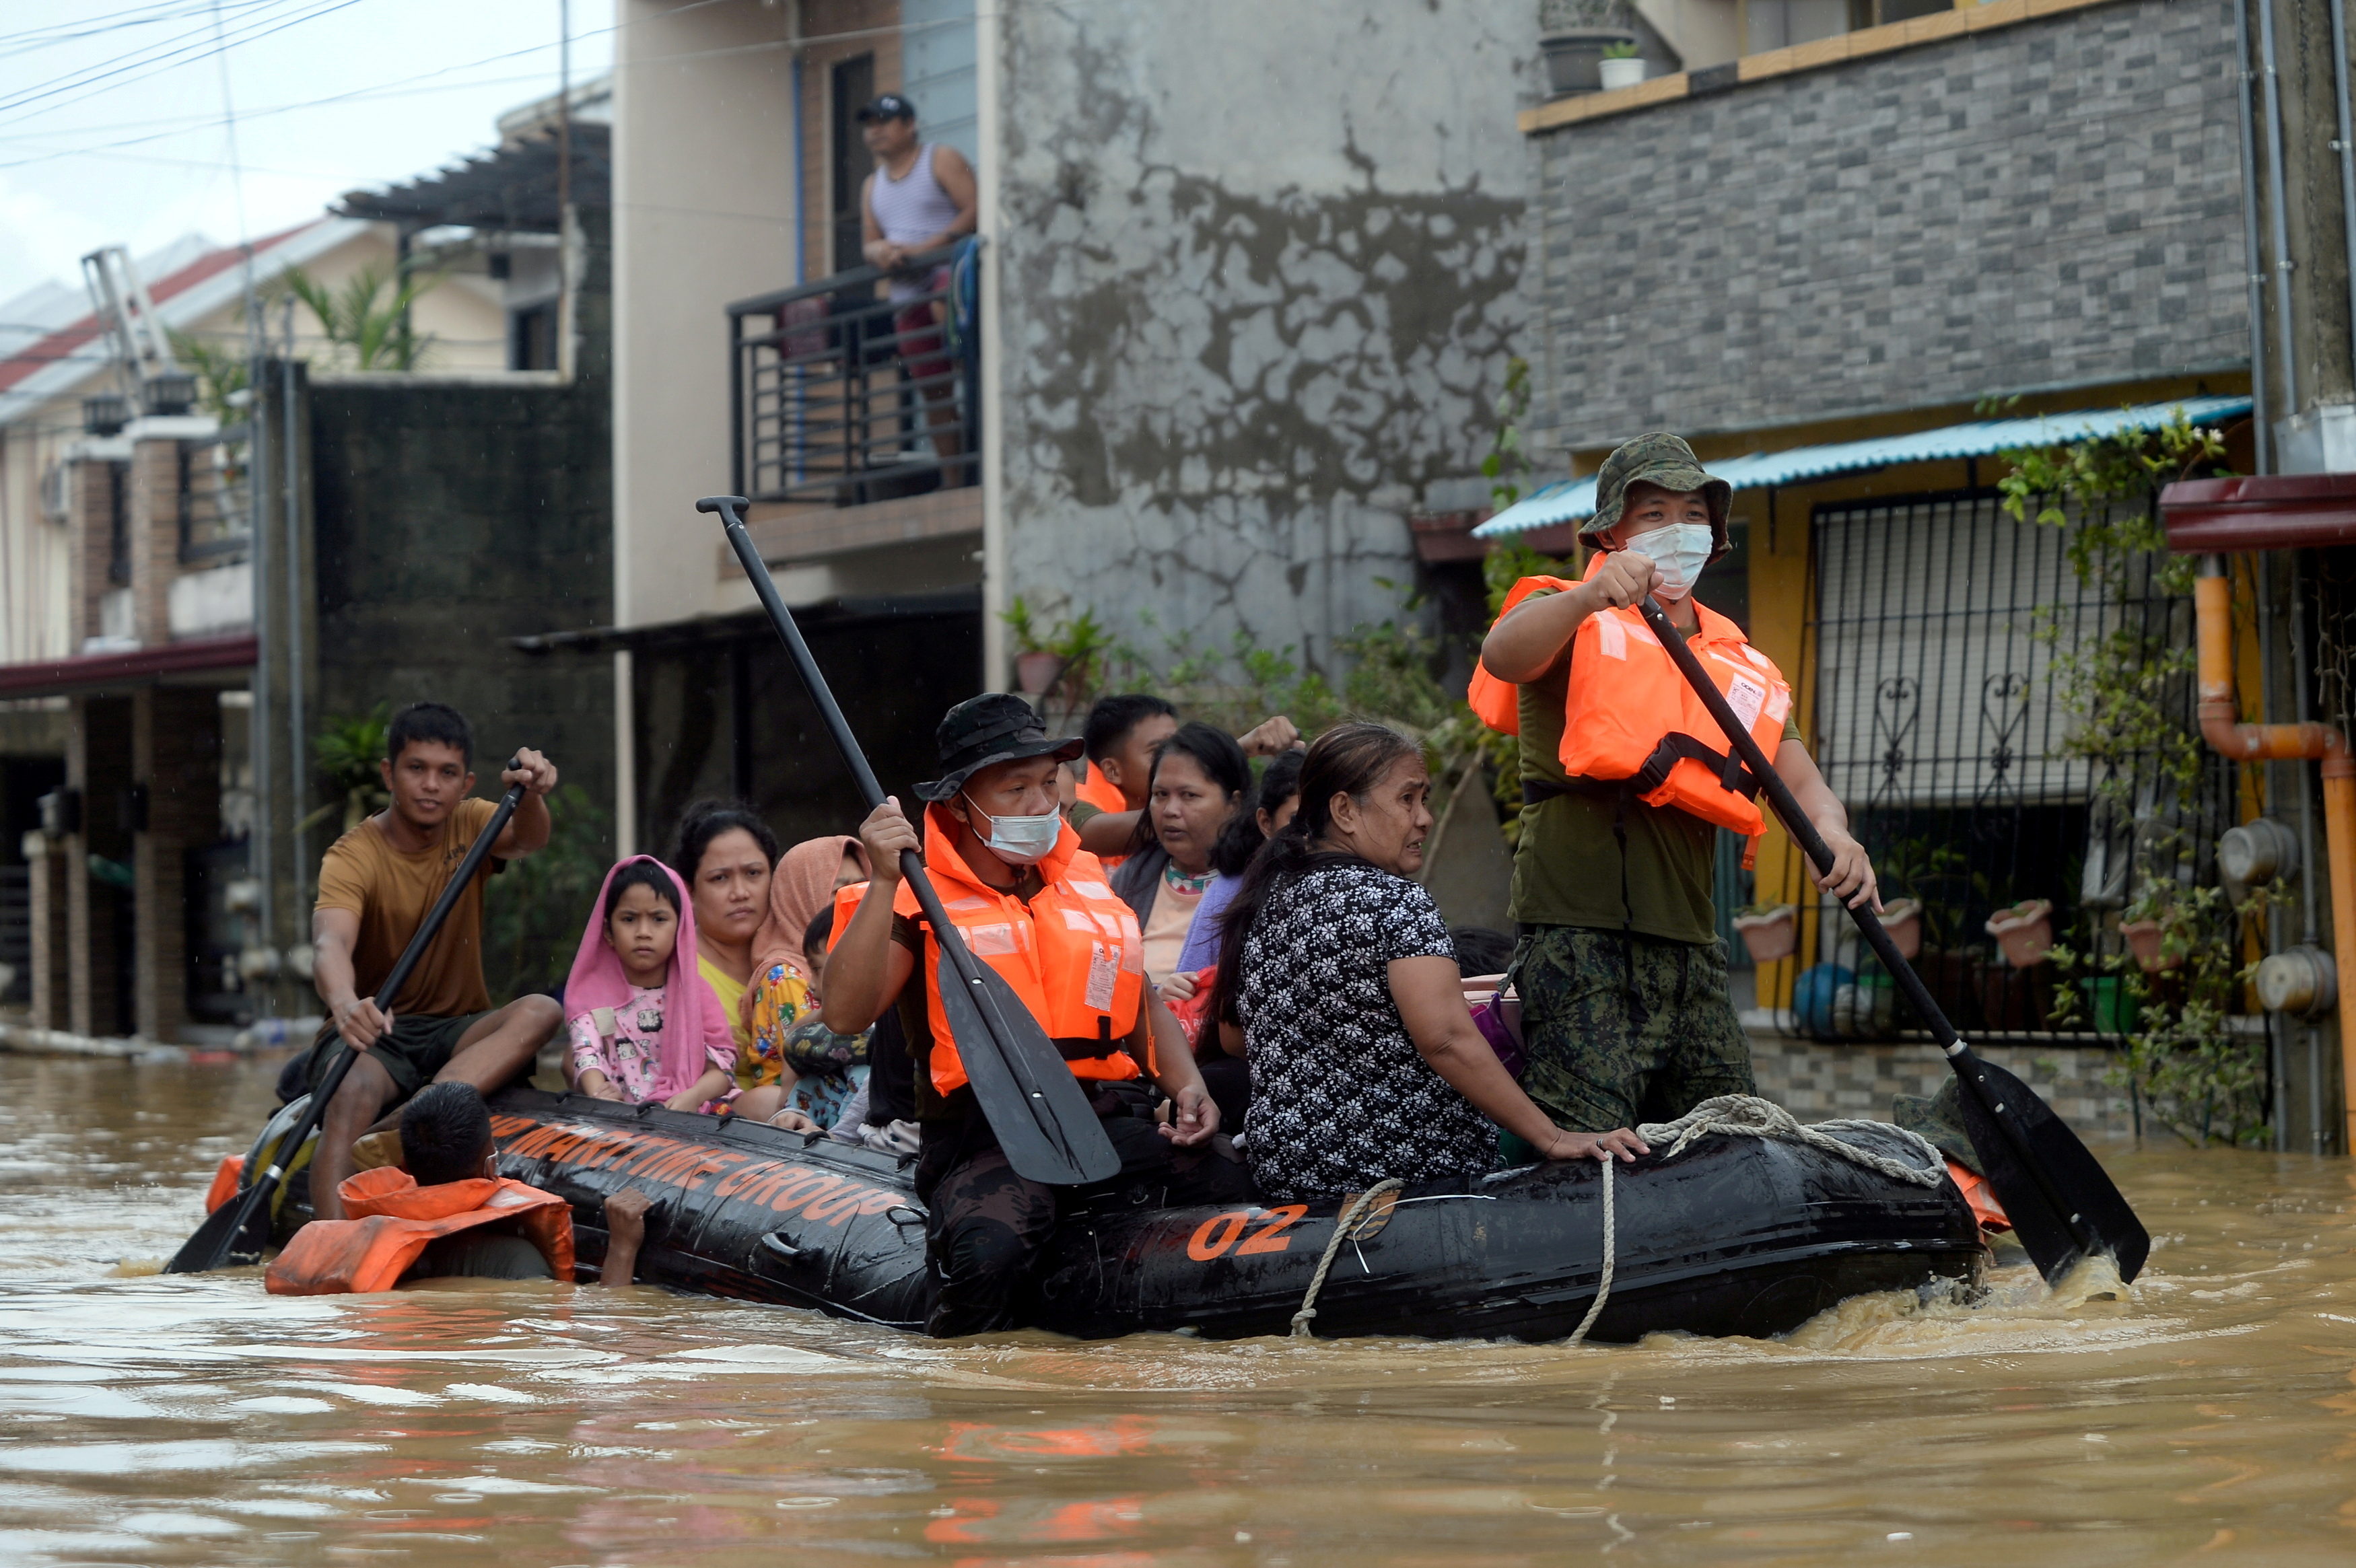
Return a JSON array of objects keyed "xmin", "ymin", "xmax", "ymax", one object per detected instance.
[{"xmin": 1472, "ymin": 396, "xmax": 2254, "ymax": 539}]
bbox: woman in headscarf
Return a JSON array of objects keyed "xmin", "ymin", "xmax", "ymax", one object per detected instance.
[{"xmin": 734, "ymin": 834, "xmax": 872, "ymax": 1126}]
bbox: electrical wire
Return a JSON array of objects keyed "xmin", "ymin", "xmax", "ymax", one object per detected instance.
[
  {"xmin": 0, "ymin": 0, "xmax": 363, "ymax": 125},
  {"xmin": 0, "ymin": 0, "xmax": 286, "ymax": 61}
]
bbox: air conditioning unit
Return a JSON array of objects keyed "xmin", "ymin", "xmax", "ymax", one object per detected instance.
[{"xmin": 39, "ymin": 461, "xmax": 71, "ymax": 522}]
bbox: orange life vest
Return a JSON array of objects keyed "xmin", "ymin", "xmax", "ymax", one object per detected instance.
[
  {"xmin": 1471, "ymin": 558, "xmax": 1791, "ymax": 859},
  {"xmin": 1467, "ymin": 573, "xmax": 1579, "ymax": 735},
  {"xmin": 263, "ymin": 1168, "xmax": 575, "ymax": 1295},
  {"xmin": 840, "ymin": 804, "xmax": 1147, "ymax": 1098},
  {"xmin": 1947, "ymin": 1160, "xmax": 2011, "ymax": 1233},
  {"xmin": 1072, "ymin": 767, "xmax": 1130, "ymax": 869}
]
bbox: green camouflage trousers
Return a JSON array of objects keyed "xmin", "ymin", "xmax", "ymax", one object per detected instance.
[{"xmin": 1514, "ymin": 925, "xmax": 1754, "ymax": 1133}]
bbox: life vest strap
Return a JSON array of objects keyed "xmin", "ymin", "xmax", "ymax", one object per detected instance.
[{"xmin": 1634, "ymin": 732, "xmax": 1762, "ymax": 800}]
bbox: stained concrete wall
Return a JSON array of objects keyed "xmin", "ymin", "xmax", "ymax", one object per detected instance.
[
  {"xmin": 992, "ymin": 0, "xmax": 1543, "ymax": 682},
  {"xmin": 1527, "ymin": 0, "xmax": 2250, "ymax": 448}
]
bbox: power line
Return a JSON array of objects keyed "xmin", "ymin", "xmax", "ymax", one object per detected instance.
[
  {"xmin": 0, "ymin": 0, "xmax": 277, "ymax": 54},
  {"xmin": 0, "ymin": 0, "xmax": 363, "ymax": 126}
]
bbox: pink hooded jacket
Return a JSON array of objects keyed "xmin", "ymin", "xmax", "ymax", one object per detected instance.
[{"xmin": 563, "ymin": 855, "xmax": 736, "ymax": 1103}]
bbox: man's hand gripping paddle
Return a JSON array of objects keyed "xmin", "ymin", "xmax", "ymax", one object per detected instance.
[
  {"xmin": 701, "ymin": 496, "xmax": 1120, "ymax": 1186},
  {"xmin": 1635, "ymin": 596, "xmax": 2149, "ymax": 1285},
  {"xmin": 166, "ymin": 760, "xmax": 531, "ymax": 1274}
]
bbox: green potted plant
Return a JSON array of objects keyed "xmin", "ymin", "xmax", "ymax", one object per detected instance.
[
  {"xmin": 1001, "ymin": 597, "xmax": 1068, "ymax": 697},
  {"xmin": 1597, "ymin": 39, "xmax": 1647, "ymax": 91}
]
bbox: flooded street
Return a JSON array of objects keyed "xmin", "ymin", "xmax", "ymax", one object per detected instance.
[{"xmin": 0, "ymin": 1053, "xmax": 2350, "ymax": 1565}]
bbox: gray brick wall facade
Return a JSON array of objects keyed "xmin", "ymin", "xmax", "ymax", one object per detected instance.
[{"xmin": 1530, "ymin": 0, "xmax": 2249, "ymax": 447}]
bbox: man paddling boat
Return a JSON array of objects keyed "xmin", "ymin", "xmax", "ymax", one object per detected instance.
[{"xmin": 302, "ymin": 703, "xmax": 563, "ymax": 1221}]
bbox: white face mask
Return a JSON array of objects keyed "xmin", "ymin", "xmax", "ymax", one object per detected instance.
[
  {"xmin": 963, "ymin": 792, "xmax": 1061, "ymax": 865},
  {"xmin": 1632, "ymin": 522, "xmax": 1714, "ymax": 601}
]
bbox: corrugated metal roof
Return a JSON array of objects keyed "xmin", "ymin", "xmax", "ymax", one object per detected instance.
[{"xmin": 1471, "ymin": 396, "xmax": 2254, "ymax": 538}]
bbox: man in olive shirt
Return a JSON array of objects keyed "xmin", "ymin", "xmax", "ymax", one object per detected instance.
[
  {"xmin": 305, "ymin": 702, "xmax": 562, "ymax": 1221},
  {"xmin": 1480, "ymin": 435, "xmax": 1879, "ymax": 1133}
]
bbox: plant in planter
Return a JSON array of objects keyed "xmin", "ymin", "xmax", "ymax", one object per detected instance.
[
  {"xmin": 1877, "ymin": 896, "xmax": 1924, "ymax": 960},
  {"xmin": 1597, "ymin": 39, "xmax": 1647, "ymax": 91},
  {"xmin": 1984, "ymin": 898, "xmax": 2054, "ymax": 967},
  {"xmin": 1731, "ymin": 902, "xmax": 1798, "ymax": 963},
  {"xmin": 1000, "ymin": 596, "xmax": 1064, "ymax": 694}
]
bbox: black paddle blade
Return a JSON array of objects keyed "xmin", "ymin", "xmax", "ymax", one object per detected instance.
[
  {"xmin": 1949, "ymin": 1048, "xmax": 2149, "ymax": 1285},
  {"xmin": 163, "ymin": 1181, "xmax": 273, "ymax": 1274},
  {"xmin": 935, "ymin": 949, "xmax": 1122, "ymax": 1186}
]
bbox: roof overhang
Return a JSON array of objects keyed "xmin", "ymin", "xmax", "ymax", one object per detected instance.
[
  {"xmin": 0, "ymin": 634, "xmax": 256, "ymax": 698},
  {"xmin": 2159, "ymin": 474, "xmax": 2356, "ymax": 553},
  {"xmin": 1473, "ymin": 396, "xmax": 2254, "ymax": 539}
]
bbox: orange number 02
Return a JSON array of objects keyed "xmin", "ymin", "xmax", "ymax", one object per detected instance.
[{"xmin": 1187, "ymin": 1205, "xmax": 1309, "ymax": 1262}]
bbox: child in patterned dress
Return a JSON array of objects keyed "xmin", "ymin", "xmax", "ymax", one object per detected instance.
[
  {"xmin": 736, "ymin": 904, "xmax": 872, "ymax": 1130},
  {"xmin": 564, "ymin": 857, "xmax": 737, "ymax": 1112}
]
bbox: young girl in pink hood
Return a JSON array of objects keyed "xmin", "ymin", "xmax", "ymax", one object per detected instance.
[{"xmin": 565, "ymin": 857, "xmax": 736, "ymax": 1112}]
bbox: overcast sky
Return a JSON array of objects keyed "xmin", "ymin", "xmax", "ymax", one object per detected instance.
[{"xmin": 0, "ymin": 0, "xmax": 617, "ymax": 308}]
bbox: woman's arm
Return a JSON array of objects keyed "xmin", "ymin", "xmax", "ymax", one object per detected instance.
[{"xmin": 1389, "ymin": 956, "xmax": 1649, "ymax": 1162}]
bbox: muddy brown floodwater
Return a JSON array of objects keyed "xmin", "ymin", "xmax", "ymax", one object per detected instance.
[{"xmin": 0, "ymin": 1053, "xmax": 2351, "ymax": 1565}]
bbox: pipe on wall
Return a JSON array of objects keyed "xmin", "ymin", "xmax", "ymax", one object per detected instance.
[
  {"xmin": 2332, "ymin": 0, "xmax": 2356, "ymax": 385},
  {"xmin": 2257, "ymin": 0, "xmax": 2301, "ymax": 427},
  {"xmin": 2235, "ymin": 0, "xmax": 2275, "ymax": 472},
  {"xmin": 2196, "ymin": 562, "xmax": 2356, "ymax": 1151}
]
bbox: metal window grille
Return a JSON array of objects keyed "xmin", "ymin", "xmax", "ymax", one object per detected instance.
[
  {"xmin": 177, "ymin": 429, "xmax": 253, "ymax": 564},
  {"xmin": 1758, "ymin": 489, "xmax": 2233, "ymax": 1042},
  {"xmin": 727, "ymin": 241, "xmax": 981, "ymax": 509},
  {"xmin": 106, "ymin": 462, "xmax": 129, "ymax": 586}
]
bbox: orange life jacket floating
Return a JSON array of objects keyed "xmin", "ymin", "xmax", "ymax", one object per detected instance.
[
  {"xmin": 838, "ymin": 804, "xmax": 1147, "ymax": 1098},
  {"xmin": 1470, "ymin": 557, "xmax": 1793, "ymax": 863},
  {"xmin": 263, "ymin": 1167, "xmax": 575, "ymax": 1295}
]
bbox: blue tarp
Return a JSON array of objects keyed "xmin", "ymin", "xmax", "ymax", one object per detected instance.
[{"xmin": 1471, "ymin": 396, "xmax": 2254, "ymax": 538}]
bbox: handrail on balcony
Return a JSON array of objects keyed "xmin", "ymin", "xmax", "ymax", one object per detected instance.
[{"xmin": 726, "ymin": 238, "xmax": 981, "ymax": 509}]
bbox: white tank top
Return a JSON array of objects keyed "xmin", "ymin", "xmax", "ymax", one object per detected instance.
[{"xmin": 868, "ymin": 143, "xmax": 961, "ymax": 299}]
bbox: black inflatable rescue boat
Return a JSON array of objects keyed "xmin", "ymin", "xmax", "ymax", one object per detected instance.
[{"xmin": 246, "ymin": 1085, "xmax": 1982, "ymax": 1340}]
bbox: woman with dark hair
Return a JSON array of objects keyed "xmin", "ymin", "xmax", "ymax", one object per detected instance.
[
  {"xmin": 1177, "ymin": 748, "xmax": 1303, "ymax": 975},
  {"xmin": 1212, "ymin": 723, "xmax": 1648, "ymax": 1202},
  {"xmin": 1109, "ymin": 721, "xmax": 1251, "ymax": 978},
  {"xmin": 668, "ymin": 799, "xmax": 782, "ymax": 1061}
]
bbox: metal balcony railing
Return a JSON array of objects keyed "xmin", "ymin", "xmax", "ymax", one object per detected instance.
[{"xmin": 726, "ymin": 240, "xmax": 980, "ymax": 507}]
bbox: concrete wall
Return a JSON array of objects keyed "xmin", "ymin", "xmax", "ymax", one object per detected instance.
[
  {"xmin": 1527, "ymin": 0, "xmax": 2248, "ymax": 448},
  {"xmin": 306, "ymin": 212, "xmax": 616, "ymax": 845},
  {"xmin": 991, "ymin": 0, "xmax": 1541, "ymax": 686},
  {"xmin": 611, "ymin": 0, "xmax": 806, "ymax": 632}
]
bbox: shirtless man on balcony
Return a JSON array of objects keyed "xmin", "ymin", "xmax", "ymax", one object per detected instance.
[{"xmin": 858, "ymin": 93, "xmax": 978, "ymax": 478}]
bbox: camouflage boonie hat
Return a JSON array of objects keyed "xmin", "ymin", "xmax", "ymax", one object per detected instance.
[
  {"xmin": 913, "ymin": 693, "xmax": 1083, "ymax": 801},
  {"xmin": 1580, "ymin": 431, "xmax": 1733, "ymax": 553}
]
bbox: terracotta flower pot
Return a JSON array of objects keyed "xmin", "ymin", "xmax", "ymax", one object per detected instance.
[
  {"xmin": 1014, "ymin": 651, "xmax": 1068, "ymax": 696},
  {"xmin": 1879, "ymin": 898, "xmax": 1923, "ymax": 962},
  {"xmin": 2121, "ymin": 918, "xmax": 2176, "ymax": 972},
  {"xmin": 1984, "ymin": 899, "xmax": 2054, "ymax": 968},
  {"xmin": 1733, "ymin": 904, "xmax": 1797, "ymax": 964}
]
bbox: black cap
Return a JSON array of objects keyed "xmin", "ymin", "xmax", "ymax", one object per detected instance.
[
  {"xmin": 854, "ymin": 93, "xmax": 915, "ymax": 123},
  {"xmin": 913, "ymin": 694, "xmax": 1083, "ymax": 801}
]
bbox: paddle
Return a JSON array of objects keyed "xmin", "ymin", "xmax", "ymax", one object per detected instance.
[
  {"xmin": 164, "ymin": 762, "xmax": 530, "ymax": 1273},
  {"xmin": 700, "ymin": 496, "xmax": 1121, "ymax": 1186},
  {"xmin": 1635, "ymin": 595, "xmax": 2149, "ymax": 1285}
]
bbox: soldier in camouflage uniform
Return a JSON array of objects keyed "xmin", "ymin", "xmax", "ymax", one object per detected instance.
[{"xmin": 1478, "ymin": 433, "xmax": 1881, "ymax": 1133}]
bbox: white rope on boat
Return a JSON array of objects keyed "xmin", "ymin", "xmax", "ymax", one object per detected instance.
[
  {"xmin": 1289, "ymin": 1095, "xmax": 1943, "ymax": 1344},
  {"xmin": 1637, "ymin": 1094, "xmax": 1946, "ymax": 1188},
  {"xmin": 1290, "ymin": 1178, "xmax": 1405, "ymax": 1338}
]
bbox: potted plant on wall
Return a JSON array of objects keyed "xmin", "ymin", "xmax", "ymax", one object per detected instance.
[
  {"xmin": 1597, "ymin": 40, "xmax": 1647, "ymax": 91},
  {"xmin": 1539, "ymin": 0, "xmax": 1640, "ymax": 98},
  {"xmin": 1878, "ymin": 896, "xmax": 1923, "ymax": 961},
  {"xmin": 1002, "ymin": 598, "xmax": 1068, "ymax": 696},
  {"xmin": 1984, "ymin": 898, "xmax": 2054, "ymax": 968}
]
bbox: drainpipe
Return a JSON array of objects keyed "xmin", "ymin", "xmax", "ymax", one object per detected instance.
[
  {"xmin": 2257, "ymin": 0, "xmax": 2301, "ymax": 429},
  {"xmin": 2196, "ymin": 560, "xmax": 2356, "ymax": 1151},
  {"xmin": 2236, "ymin": 0, "xmax": 2274, "ymax": 472},
  {"xmin": 2291, "ymin": 553, "xmax": 2326, "ymax": 1147},
  {"xmin": 2332, "ymin": 0, "xmax": 2356, "ymax": 384}
]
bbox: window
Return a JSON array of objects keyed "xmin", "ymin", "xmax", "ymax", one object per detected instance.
[
  {"xmin": 831, "ymin": 54, "xmax": 877, "ymax": 275},
  {"xmin": 510, "ymin": 302, "xmax": 557, "ymax": 371}
]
